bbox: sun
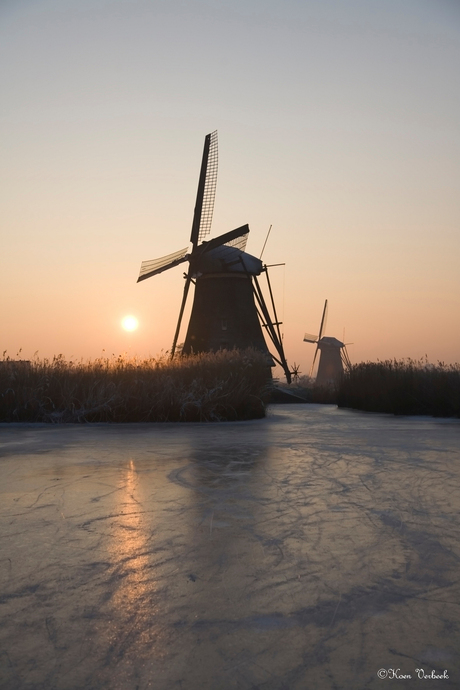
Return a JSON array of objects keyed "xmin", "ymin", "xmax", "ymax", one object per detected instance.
[{"xmin": 122, "ymin": 315, "xmax": 139, "ymax": 332}]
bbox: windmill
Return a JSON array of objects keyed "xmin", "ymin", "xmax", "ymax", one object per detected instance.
[
  {"xmin": 137, "ymin": 131, "xmax": 291, "ymax": 383},
  {"xmin": 303, "ymin": 300, "xmax": 351, "ymax": 385}
]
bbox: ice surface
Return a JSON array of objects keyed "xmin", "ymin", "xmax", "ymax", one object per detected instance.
[{"xmin": 1, "ymin": 405, "xmax": 459, "ymax": 689}]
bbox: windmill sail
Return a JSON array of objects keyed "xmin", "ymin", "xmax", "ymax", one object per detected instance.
[
  {"xmin": 190, "ymin": 130, "xmax": 218, "ymax": 247},
  {"xmin": 224, "ymin": 232, "xmax": 248, "ymax": 252},
  {"xmin": 307, "ymin": 299, "xmax": 328, "ymax": 377},
  {"xmin": 198, "ymin": 225, "xmax": 249, "ymax": 254},
  {"xmin": 303, "ymin": 332, "xmax": 318, "ymax": 343},
  {"xmin": 137, "ymin": 247, "xmax": 189, "ymax": 282},
  {"xmin": 309, "ymin": 347, "xmax": 320, "ymax": 378},
  {"xmin": 318, "ymin": 299, "xmax": 328, "ymax": 341}
]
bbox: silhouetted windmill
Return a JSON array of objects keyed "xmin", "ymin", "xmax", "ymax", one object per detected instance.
[
  {"xmin": 137, "ymin": 131, "xmax": 291, "ymax": 382},
  {"xmin": 303, "ymin": 300, "xmax": 351, "ymax": 385}
]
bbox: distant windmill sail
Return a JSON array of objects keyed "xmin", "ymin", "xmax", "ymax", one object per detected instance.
[
  {"xmin": 307, "ymin": 299, "xmax": 328, "ymax": 378},
  {"xmin": 318, "ymin": 299, "xmax": 328, "ymax": 342}
]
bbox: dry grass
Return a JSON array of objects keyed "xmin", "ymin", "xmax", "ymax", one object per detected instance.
[
  {"xmin": 337, "ymin": 358, "xmax": 460, "ymax": 417},
  {"xmin": 0, "ymin": 349, "xmax": 272, "ymax": 423}
]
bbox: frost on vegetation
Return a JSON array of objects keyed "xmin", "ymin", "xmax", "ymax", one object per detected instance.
[{"xmin": 0, "ymin": 349, "xmax": 271, "ymax": 423}]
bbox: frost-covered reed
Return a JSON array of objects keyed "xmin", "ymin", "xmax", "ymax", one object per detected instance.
[
  {"xmin": 0, "ymin": 349, "xmax": 272, "ymax": 423},
  {"xmin": 337, "ymin": 358, "xmax": 460, "ymax": 417}
]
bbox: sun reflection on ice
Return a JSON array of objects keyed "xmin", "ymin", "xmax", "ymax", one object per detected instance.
[{"xmin": 105, "ymin": 458, "xmax": 165, "ymax": 655}]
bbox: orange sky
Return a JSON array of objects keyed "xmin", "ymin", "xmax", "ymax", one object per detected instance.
[{"xmin": 1, "ymin": 0, "xmax": 459, "ymax": 376}]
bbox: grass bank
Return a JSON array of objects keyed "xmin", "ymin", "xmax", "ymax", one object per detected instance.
[
  {"xmin": 337, "ymin": 359, "xmax": 460, "ymax": 417},
  {"xmin": 0, "ymin": 349, "xmax": 272, "ymax": 423}
]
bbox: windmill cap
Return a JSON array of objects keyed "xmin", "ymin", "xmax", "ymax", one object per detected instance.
[
  {"xmin": 194, "ymin": 245, "xmax": 263, "ymax": 276},
  {"xmin": 319, "ymin": 336, "xmax": 344, "ymax": 348}
]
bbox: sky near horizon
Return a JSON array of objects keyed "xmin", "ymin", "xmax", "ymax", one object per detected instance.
[{"xmin": 1, "ymin": 0, "xmax": 459, "ymax": 376}]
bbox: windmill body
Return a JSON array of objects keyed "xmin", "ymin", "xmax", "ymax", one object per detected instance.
[
  {"xmin": 183, "ymin": 240, "xmax": 268, "ymax": 355},
  {"xmin": 304, "ymin": 301, "xmax": 350, "ymax": 385},
  {"xmin": 183, "ymin": 270, "xmax": 268, "ymax": 355},
  {"xmin": 315, "ymin": 336, "xmax": 346, "ymax": 385},
  {"xmin": 137, "ymin": 131, "xmax": 290, "ymax": 380}
]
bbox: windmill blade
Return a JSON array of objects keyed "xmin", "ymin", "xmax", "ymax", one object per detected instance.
[
  {"xmin": 190, "ymin": 130, "xmax": 218, "ymax": 247},
  {"xmin": 137, "ymin": 248, "xmax": 189, "ymax": 282},
  {"xmin": 309, "ymin": 344, "xmax": 320, "ymax": 378},
  {"xmin": 198, "ymin": 224, "xmax": 249, "ymax": 254},
  {"xmin": 224, "ymin": 232, "xmax": 248, "ymax": 252},
  {"xmin": 303, "ymin": 332, "xmax": 318, "ymax": 343},
  {"xmin": 341, "ymin": 345, "xmax": 352, "ymax": 371},
  {"xmin": 170, "ymin": 273, "xmax": 192, "ymax": 358},
  {"xmin": 318, "ymin": 299, "xmax": 328, "ymax": 341}
]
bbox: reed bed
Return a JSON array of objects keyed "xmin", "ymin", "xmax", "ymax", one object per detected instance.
[
  {"xmin": 0, "ymin": 349, "xmax": 272, "ymax": 423},
  {"xmin": 295, "ymin": 376, "xmax": 340, "ymax": 404},
  {"xmin": 337, "ymin": 358, "xmax": 460, "ymax": 417}
]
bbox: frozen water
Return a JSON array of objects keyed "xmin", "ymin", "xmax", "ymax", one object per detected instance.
[{"xmin": 1, "ymin": 405, "xmax": 459, "ymax": 689}]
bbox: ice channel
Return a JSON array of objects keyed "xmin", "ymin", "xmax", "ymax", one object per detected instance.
[{"xmin": 1, "ymin": 404, "xmax": 459, "ymax": 689}]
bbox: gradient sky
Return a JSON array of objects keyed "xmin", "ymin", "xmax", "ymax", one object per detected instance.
[{"xmin": 1, "ymin": 0, "xmax": 459, "ymax": 376}]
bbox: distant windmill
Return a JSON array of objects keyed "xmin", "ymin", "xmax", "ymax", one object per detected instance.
[
  {"xmin": 303, "ymin": 300, "xmax": 351, "ymax": 385},
  {"xmin": 137, "ymin": 131, "xmax": 291, "ymax": 382}
]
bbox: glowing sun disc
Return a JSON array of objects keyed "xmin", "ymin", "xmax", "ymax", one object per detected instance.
[{"xmin": 122, "ymin": 315, "xmax": 138, "ymax": 332}]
